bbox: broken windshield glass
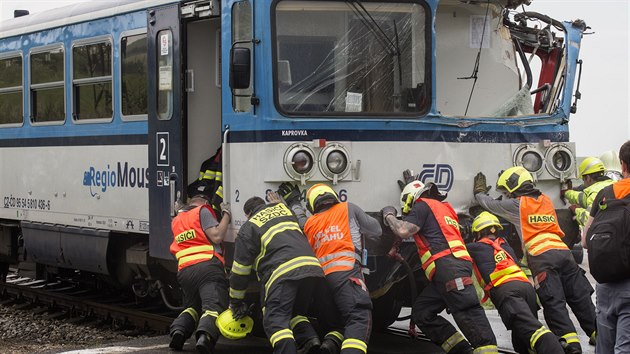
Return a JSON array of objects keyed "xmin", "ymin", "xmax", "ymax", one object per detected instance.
[{"xmin": 274, "ymin": 1, "xmax": 428, "ymax": 116}]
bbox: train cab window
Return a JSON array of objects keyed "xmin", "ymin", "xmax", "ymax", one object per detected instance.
[
  {"xmin": 121, "ymin": 32, "xmax": 148, "ymax": 119},
  {"xmin": 0, "ymin": 54, "xmax": 23, "ymax": 126},
  {"xmin": 157, "ymin": 30, "xmax": 173, "ymax": 120},
  {"xmin": 274, "ymin": 1, "xmax": 429, "ymax": 116},
  {"xmin": 72, "ymin": 39, "xmax": 113, "ymax": 121},
  {"xmin": 30, "ymin": 46, "xmax": 65, "ymax": 124},
  {"xmin": 231, "ymin": 0, "xmax": 253, "ymax": 113}
]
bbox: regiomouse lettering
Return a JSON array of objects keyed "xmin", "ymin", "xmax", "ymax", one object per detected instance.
[
  {"xmin": 250, "ymin": 203, "xmax": 292, "ymax": 227},
  {"xmin": 176, "ymin": 229, "xmax": 196, "ymax": 243},
  {"xmin": 528, "ymin": 214, "xmax": 556, "ymax": 224}
]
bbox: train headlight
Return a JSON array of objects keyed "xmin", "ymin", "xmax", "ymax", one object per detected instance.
[
  {"xmin": 284, "ymin": 144, "xmax": 316, "ymax": 182},
  {"xmin": 326, "ymin": 151, "xmax": 348, "ymax": 174},
  {"xmin": 293, "ymin": 151, "xmax": 314, "ymax": 174},
  {"xmin": 521, "ymin": 151, "xmax": 543, "ymax": 172},
  {"xmin": 513, "ymin": 145, "xmax": 544, "ymax": 174},
  {"xmin": 544, "ymin": 143, "xmax": 575, "ymax": 178},
  {"xmin": 319, "ymin": 144, "xmax": 351, "ymax": 183},
  {"xmin": 552, "ymin": 150, "xmax": 572, "ymax": 172}
]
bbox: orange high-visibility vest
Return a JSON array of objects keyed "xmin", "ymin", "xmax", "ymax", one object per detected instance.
[
  {"xmin": 412, "ymin": 198, "xmax": 471, "ymax": 281},
  {"xmin": 519, "ymin": 195, "xmax": 568, "ymax": 256},
  {"xmin": 304, "ymin": 202, "xmax": 360, "ymax": 275},
  {"xmin": 475, "ymin": 237, "xmax": 530, "ymax": 303},
  {"xmin": 170, "ymin": 205, "xmax": 224, "ymax": 271}
]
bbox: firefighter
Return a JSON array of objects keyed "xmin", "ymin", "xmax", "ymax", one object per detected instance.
[
  {"xmin": 187, "ymin": 147, "xmax": 223, "ymax": 215},
  {"xmin": 168, "ymin": 195, "xmax": 231, "ymax": 354},
  {"xmin": 277, "ymin": 182, "xmax": 381, "ymax": 354},
  {"xmin": 474, "ymin": 167, "xmax": 597, "ymax": 353},
  {"xmin": 467, "ymin": 211, "xmax": 564, "ymax": 354},
  {"xmin": 562, "ymin": 157, "xmax": 614, "ymax": 227},
  {"xmin": 382, "ymin": 178, "xmax": 498, "ymax": 354},
  {"xmin": 229, "ymin": 196, "xmax": 324, "ymax": 354}
]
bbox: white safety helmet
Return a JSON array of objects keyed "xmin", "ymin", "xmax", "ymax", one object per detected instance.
[
  {"xmin": 599, "ymin": 150, "xmax": 623, "ymax": 181},
  {"xmin": 400, "ymin": 181, "xmax": 429, "ymax": 214}
]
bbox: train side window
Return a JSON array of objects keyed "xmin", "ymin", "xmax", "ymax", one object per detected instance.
[
  {"xmin": 30, "ymin": 45, "xmax": 65, "ymax": 124},
  {"xmin": 72, "ymin": 38, "xmax": 113, "ymax": 122},
  {"xmin": 0, "ymin": 53, "xmax": 23, "ymax": 126},
  {"xmin": 231, "ymin": 0, "xmax": 253, "ymax": 113},
  {"xmin": 121, "ymin": 31, "xmax": 148, "ymax": 120},
  {"xmin": 157, "ymin": 30, "xmax": 173, "ymax": 120}
]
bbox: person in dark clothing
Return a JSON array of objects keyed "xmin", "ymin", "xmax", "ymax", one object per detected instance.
[
  {"xmin": 583, "ymin": 140, "xmax": 630, "ymax": 353},
  {"xmin": 169, "ymin": 195, "xmax": 231, "ymax": 354},
  {"xmin": 382, "ymin": 177, "xmax": 498, "ymax": 354},
  {"xmin": 229, "ymin": 196, "xmax": 324, "ymax": 354},
  {"xmin": 467, "ymin": 211, "xmax": 564, "ymax": 354},
  {"xmin": 188, "ymin": 147, "xmax": 224, "ymax": 215}
]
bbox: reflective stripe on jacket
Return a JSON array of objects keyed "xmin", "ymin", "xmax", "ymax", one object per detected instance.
[
  {"xmin": 229, "ymin": 202, "xmax": 323, "ymax": 301},
  {"xmin": 474, "ymin": 237, "xmax": 529, "ymax": 302},
  {"xmin": 304, "ymin": 202, "xmax": 359, "ymax": 275},
  {"xmin": 412, "ymin": 198, "xmax": 471, "ymax": 281},
  {"xmin": 566, "ymin": 179, "xmax": 614, "ymax": 226},
  {"xmin": 519, "ymin": 195, "xmax": 568, "ymax": 256},
  {"xmin": 170, "ymin": 205, "xmax": 223, "ymax": 271}
]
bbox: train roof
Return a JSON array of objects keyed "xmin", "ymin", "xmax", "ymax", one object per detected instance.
[
  {"xmin": 0, "ymin": 0, "xmax": 534, "ymax": 41},
  {"xmin": 0, "ymin": 0, "xmax": 177, "ymax": 40}
]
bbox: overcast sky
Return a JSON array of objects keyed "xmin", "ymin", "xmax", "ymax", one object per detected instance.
[{"xmin": 1, "ymin": 0, "xmax": 628, "ymax": 157}]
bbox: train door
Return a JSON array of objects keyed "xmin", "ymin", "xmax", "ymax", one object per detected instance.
[
  {"xmin": 147, "ymin": 3, "xmax": 184, "ymax": 260},
  {"xmin": 147, "ymin": 2, "xmax": 222, "ymax": 260},
  {"xmin": 185, "ymin": 17, "xmax": 223, "ymax": 212}
]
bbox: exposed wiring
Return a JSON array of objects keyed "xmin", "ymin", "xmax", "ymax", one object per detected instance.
[{"xmin": 458, "ymin": 0, "xmax": 491, "ymax": 116}]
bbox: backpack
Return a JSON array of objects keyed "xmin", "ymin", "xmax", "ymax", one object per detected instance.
[{"xmin": 586, "ymin": 186, "xmax": 630, "ymax": 283}]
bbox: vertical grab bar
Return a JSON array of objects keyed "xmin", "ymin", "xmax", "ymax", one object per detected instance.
[{"xmin": 222, "ymin": 127, "xmax": 230, "ymax": 204}]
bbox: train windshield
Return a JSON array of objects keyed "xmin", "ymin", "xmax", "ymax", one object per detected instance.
[{"xmin": 274, "ymin": 1, "xmax": 428, "ymax": 116}]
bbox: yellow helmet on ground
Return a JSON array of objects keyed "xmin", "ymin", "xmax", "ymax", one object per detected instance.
[
  {"xmin": 471, "ymin": 211, "xmax": 503, "ymax": 233},
  {"xmin": 400, "ymin": 181, "xmax": 430, "ymax": 214},
  {"xmin": 306, "ymin": 183, "xmax": 339, "ymax": 213},
  {"xmin": 578, "ymin": 157, "xmax": 605, "ymax": 178},
  {"xmin": 216, "ymin": 309, "xmax": 254, "ymax": 340},
  {"xmin": 496, "ymin": 166, "xmax": 533, "ymax": 194}
]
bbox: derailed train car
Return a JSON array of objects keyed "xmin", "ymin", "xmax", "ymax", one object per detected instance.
[{"xmin": 0, "ymin": 0, "xmax": 586, "ymax": 328}]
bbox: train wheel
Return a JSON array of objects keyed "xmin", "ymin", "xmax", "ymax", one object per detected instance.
[{"xmin": 371, "ymin": 285, "xmax": 403, "ymax": 332}]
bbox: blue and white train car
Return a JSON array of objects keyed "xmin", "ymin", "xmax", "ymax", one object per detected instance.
[{"xmin": 0, "ymin": 0, "xmax": 586, "ymax": 325}]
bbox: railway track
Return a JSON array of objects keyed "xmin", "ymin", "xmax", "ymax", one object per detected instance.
[
  {"xmin": 0, "ymin": 269, "xmax": 517, "ymax": 353},
  {"xmin": 0, "ymin": 270, "xmax": 175, "ymax": 334},
  {"xmin": 384, "ymin": 327, "xmax": 517, "ymax": 354}
]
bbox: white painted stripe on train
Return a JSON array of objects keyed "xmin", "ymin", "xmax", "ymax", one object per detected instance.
[{"xmin": 58, "ymin": 344, "xmax": 169, "ymax": 353}]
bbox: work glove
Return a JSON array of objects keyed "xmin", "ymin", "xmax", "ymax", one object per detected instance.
[
  {"xmin": 381, "ymin": 206, "xmax": 397, "ymax": 228},
  {"xmin": 220, "ymin": 202, "xmax": 231, "ymax": 218},
  {"xmin": 473, "ymin": 172, "xmax": 491, "ymax": 195},
  {"xmin": 568, "ymin": 204, "xmax": 578, "ymax": 215},
  {"xmin": 230, "ymin": 300, "xmax": 254, "ymax": 320},
  {"xmin": 277, "ymin": 182, "xmax": 301, "ymax": 206},
  {"xmin": 397, "ymin": 169, "xmax": 421, "ymax": 191}
]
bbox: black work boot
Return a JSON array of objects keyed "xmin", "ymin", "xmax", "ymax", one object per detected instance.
[
  {"xmin": 297, "ymin": 336, "xmax": 320, "ymax": 354},
  {"xmin": 169, "ymin": 329, "xmax": 185, "ymax": 351},
  {"xmin": 196, "ymin": 332, "xmax": 215, "ymax": 354},
  {"xmin": 560, "ymin": 341, "xmax": 582, "ymax": 354},
  {"xmin": 320, "ymin": 337, "xmax": 340, "ymax": 354}
]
